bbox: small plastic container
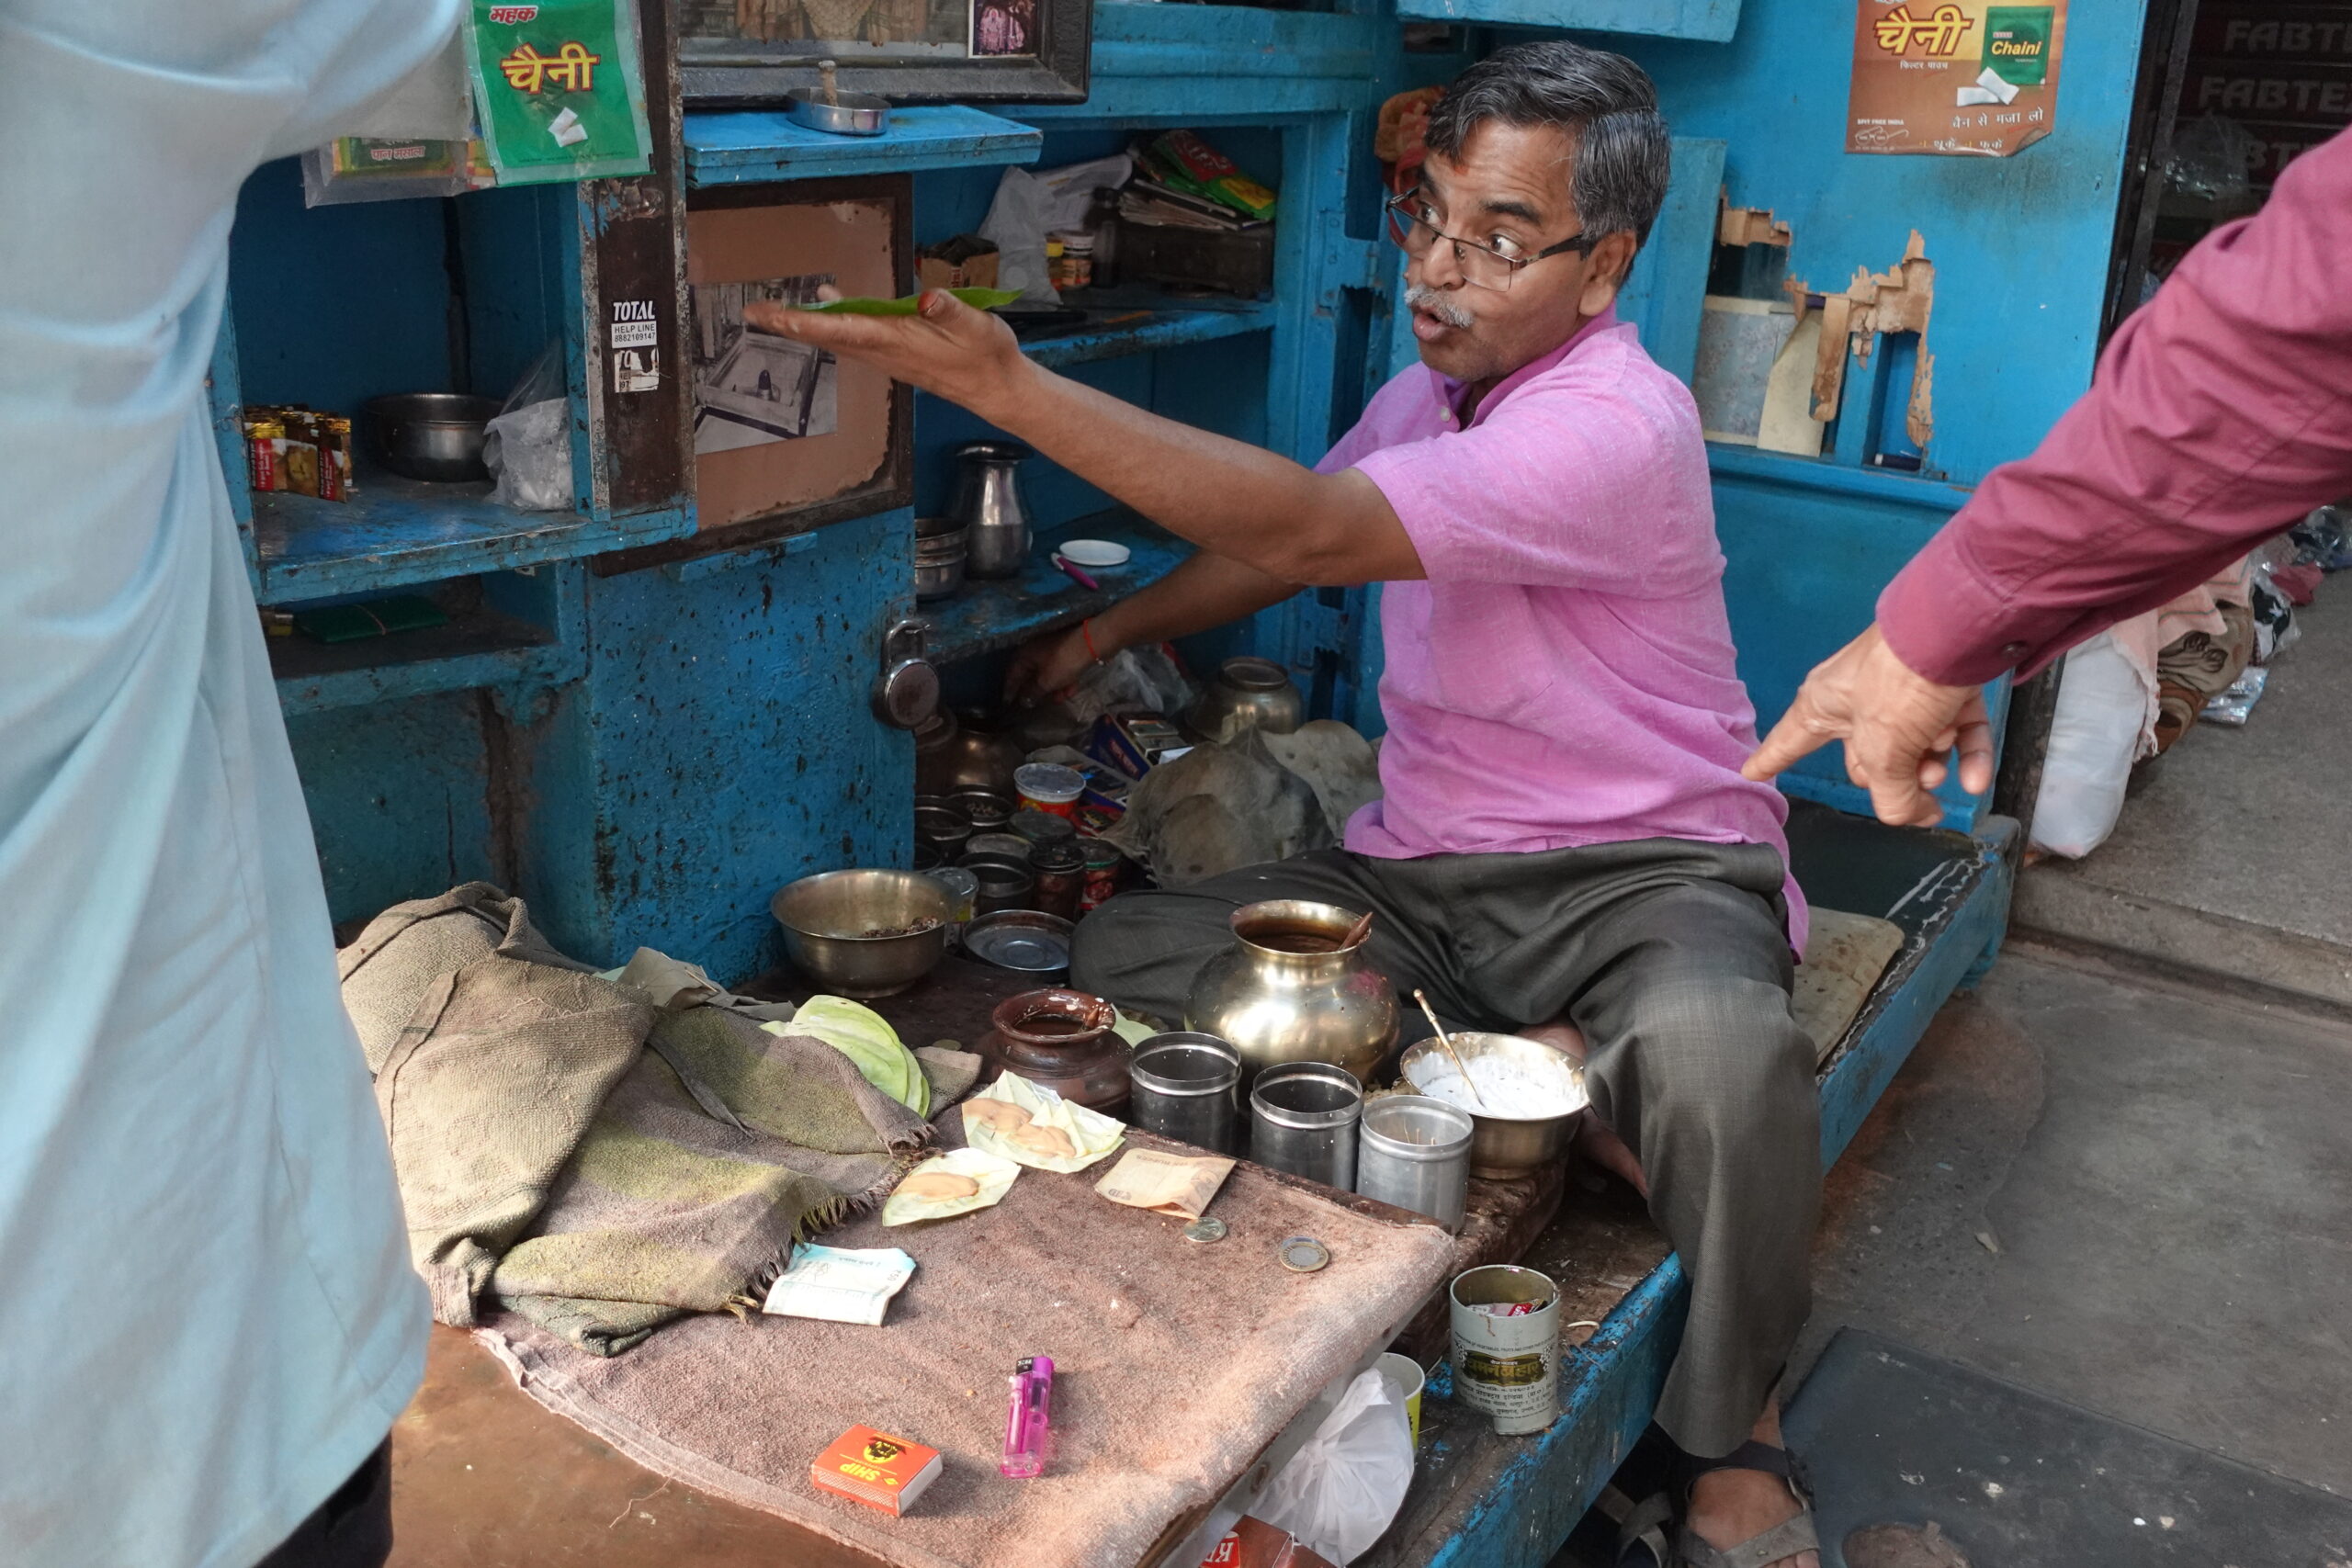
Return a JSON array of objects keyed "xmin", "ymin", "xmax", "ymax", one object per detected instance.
[
  {"xmin": 1014, "ymin": 762, "xmax": 1087, "ymax": 820},
  {"xmin": 924, "ymin": 865, "xmax": 979, "ymax": 927}
]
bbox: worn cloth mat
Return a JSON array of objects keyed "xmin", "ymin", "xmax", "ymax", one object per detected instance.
[
  {"xmin": 494, "ymin": 1009, "xmax": 977, "ymax": 1356},
  {"xmin": 356, "ymin": 886, "xmax": 977, "ymax": 1355},
  {"xmin": 481, "ymin": 1126, "xmax": 1456, "ymax": 1568},
  {"xmin": 374, "ymin": 950, "xmax": 655, "ymax": 1325},
  {"xmin": 340, "ymin": 882, "xmax": 590, "ymax": 1072}
]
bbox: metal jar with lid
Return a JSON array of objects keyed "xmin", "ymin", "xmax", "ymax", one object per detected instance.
[
  {"xmin": 1029, "ymin": 839, "xmax": 1086, "ymax": 921},
  {"xmin": 1011, "ymin": 808, "xmax": 1079, "ymax": 847},
  {"xmin": 1355, "ymin": 1094, "xmax": 1475, "ymax": 1233},
  {"xmin": 1128, "ymin": 1032, "xmax": 1243, "ymax": 1154}
]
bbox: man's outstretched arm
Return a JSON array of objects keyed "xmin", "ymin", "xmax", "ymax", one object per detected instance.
[
  {"xmin": 752, "ymin": 294, "xmax": 1424, "ymax": 588},
  {"xmin": 1749, "ymin": 126, "xmax": 2352, "ymax": 825}
]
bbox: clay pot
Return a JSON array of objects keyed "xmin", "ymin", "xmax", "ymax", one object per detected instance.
[{"xmin": 978, "ymin": 987, "xmax": 1131, "ymax": 1114}]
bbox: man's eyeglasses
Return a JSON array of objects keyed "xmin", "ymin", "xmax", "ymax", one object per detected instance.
[{"xmin": 1383, "ymin": 193, "xmax": 1595, "ymax": 292}]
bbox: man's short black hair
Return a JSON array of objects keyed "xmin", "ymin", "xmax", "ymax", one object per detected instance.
[{"xmin": 1423, "ymin": 40, "xmax": 1672, "ymax": 247}]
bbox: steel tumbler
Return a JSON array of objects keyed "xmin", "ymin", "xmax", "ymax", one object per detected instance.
[
  {"xmin": 1129, "ymin": 1033, "xmax": 1243, "ymax": 1155},
  {"xmin": 1355, "ymin": 1094, "xmax": 1474, "ymax": 1232},
  {"xmin": 1248, "ymin": 1062, "xmax": 1363, "ymax": 1189}
]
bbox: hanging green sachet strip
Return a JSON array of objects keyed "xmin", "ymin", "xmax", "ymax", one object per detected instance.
[{"xmin": 466, "ymin": 0, "xmax": 653, "ymax": 185}]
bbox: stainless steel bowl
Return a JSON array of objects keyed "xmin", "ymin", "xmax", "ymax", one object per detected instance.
[
  {"xmin": 914, "ymin": 545, "xmax": 967, "ymax": 602},
  {"xmin": 1398, "ymin": 1030, "xmax": 1590, "ymax": 1179},
  {"xmin": 783, "ymin": 89, "xmax": 891, "ymax": 136},
  {"xmin": 770, "ymin": 869, "xmax": 951, "ymax": 998},
  {"xmin": 362, "ymin": 392, "xmax": 502, "ymax": 483}
]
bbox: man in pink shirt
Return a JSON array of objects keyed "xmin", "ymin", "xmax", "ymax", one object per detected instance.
[
  {"xmin": 1747, "ymin": 125, "xmax": 2352, "ymax": 829},
  {"xmin": 774, "ymin": 43, "xmax": 1821, "ymax": 1567}
]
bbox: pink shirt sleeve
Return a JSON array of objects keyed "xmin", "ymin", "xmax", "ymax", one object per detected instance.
[
  {"xmin": 1349, "ymin": 348, "xmax": 1719, "ymax": 596},
  {"xmin": 1878, "ymin": 125, "xmax": 2352, "ymax": 686}
]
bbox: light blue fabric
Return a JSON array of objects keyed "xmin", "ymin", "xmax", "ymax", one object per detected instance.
[{"xmin": 0, "ymin": 3, "xmax": 457, "ymax": 1562}]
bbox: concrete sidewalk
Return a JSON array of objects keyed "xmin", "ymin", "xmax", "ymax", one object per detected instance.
[
  {"xmin": 2013, "ymin": 592, "xmax": 2352, "ymax": 1008},
  {"xmin": 1798, "ymin": 940, "xmax": 2352, "ymax": 1502}
]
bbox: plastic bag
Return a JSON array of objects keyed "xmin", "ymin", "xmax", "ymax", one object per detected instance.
[
  {"xmin": 301, "ymin": 136, "xmax": 492, "ymax": 207},
  {"xmin": 485, "ymin": 399, "xmax": 573, "ymax": 511},
  {"xmin": 978, "ymin": 168, "xmax": 1060, "ymax": 304},
  {"xmin": 2290, "ymin": 502, "xmax": 2352, "ymax": 572},
  {"xmin": 1059, "ymin": 644, "xmax": 1200, "ymax": 726},
  {"xmin": 1250, "ymin": 1368, "xmax": 1415, "ymax": 1565},
  {"xmin": 2200, "ymin": 664, "xmax": 2269, "ymax": 728},
  {"xmin": 2164, "ymin": 115, "xmax": 2260, "ymax": 207},
  {"xmin": 2028, "ymin": 633, "xmax": 2146, "ymax": 860}
]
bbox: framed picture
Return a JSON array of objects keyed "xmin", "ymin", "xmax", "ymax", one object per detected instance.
[
  {"xmin": 595, "ymin": 175, "xmax": 913, "ymax": 575},
  {"xmin": 675, "ymin": 0, "xmax": 1088, "ymax": 105}
]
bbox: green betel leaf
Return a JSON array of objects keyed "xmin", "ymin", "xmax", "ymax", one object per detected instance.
[{"xmin": 801, "ymin": 287, "xmax": 1024, "ymax": 315}]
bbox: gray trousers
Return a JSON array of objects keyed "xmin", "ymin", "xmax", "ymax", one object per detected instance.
[{"xmin": 1071, "ymin": 837, "xmax": 1819, "ymax": 1459}]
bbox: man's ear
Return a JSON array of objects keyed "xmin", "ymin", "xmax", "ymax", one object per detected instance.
[{"xmin": 1577, "ymin": 231, "xmax": 1640, "ymax": 315}]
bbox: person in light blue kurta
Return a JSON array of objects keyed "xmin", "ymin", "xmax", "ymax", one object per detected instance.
[{"xmin": 0, "ymin": 3, "xmax": 454, "ymax": 1562}]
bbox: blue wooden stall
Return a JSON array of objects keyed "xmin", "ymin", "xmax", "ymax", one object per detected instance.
[{"xmin": 212, "ymin": 0, "xmax": 2156, "ymax": 1558}]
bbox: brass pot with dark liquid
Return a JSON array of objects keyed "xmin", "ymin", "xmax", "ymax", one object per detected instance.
[{"xmin": 1182, "ymin": 900, "xmax": 1399, "ymax": 1091}]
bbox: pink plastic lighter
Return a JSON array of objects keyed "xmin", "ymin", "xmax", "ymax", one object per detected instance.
[{"xmin": 999, "ymin": 1355, "xmax": 1055, "ymax": 1478}]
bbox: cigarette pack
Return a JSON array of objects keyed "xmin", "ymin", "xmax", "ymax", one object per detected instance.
[
  {"xmin": 811, "ymin": 1425, "xmax": 944, "ymax": 1516},
  {"xmin": 1085, "ymin": 713, "xmax": 1184, "ymax": 781}
]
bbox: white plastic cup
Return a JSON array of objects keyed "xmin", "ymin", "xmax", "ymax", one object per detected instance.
[
  {"xmin": 1376, "ymin": 1350, "xmax": 1427, "ymax": 1448},
  {"xmin": 1448, "ymin": 1264, "xmax": 1561, "ymax": 1435}
]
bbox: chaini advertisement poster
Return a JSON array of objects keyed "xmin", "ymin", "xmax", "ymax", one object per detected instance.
[{"xmin": 1849, "ymin": 0, "xmax": 2069, "ymax": 156}]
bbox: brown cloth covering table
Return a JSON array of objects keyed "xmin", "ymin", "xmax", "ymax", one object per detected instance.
[{"xmin": 479, "ymin": 1122, "xmax": 1455, "ymax": 1568}]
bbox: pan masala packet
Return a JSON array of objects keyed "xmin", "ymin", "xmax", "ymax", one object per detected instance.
[
  {"xmin": 1094, "ymin": 1146, "xmax": 1236, "ymax": 1220},
  {"xmin": 882, "ymin": 1146, "xmax": 1021, "ymax": 1225},
  {"xmin": 962, "ymin": 1071, "xmax": 1125, "ymax": 1173}
]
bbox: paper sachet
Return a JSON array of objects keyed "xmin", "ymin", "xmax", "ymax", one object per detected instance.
[
  {"xmin": 762, "ymin": 1244, "xmax": 917, "ymax": 1325},
  {"xmin": 1094, "ymin": 1146, "xmax": 1237, "ymax": 1220},
  {"xmin": 961, "ymin": 1070, "xmax": 1125, "ymax": 1173},
  {"xmin": 883, "ymin": 1147, "xmax": 1022, "ymax": 1226}
]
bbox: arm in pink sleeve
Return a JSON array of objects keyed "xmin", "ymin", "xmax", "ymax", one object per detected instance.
[{"xmin": 1877, "ymin": 125, "xmax": 2352, "ymax": 686}]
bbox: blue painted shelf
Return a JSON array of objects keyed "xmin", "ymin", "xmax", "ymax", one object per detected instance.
[
  {"xmin": 1018, "ymin": 2, "xmax": 1381, "ymax": 126},
  {"xmin": 1016, "ymin": 299, "xmax": 1277, "ymax": 370},
  {"xmin": 684, "ymin": 104, "xmax": 1043, "ymax": 186},
  {"xmin": 251, "ymin": 478, "xmax": 682, "ymax": 606},
  {"xmin": 919, "ymin": 509, "xmax": 1190, "ymax": 665},
  {"xmin": 1391, "ymin": 0, "xmax": 1740, "ymax": 41},
  {"xmin": 269, "ymin": 604, "xmax": 577, "ymax": 716}
]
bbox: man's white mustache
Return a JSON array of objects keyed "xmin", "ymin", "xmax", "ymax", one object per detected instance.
[{"xmin": 1404, "ymin": 284, "xmax": 1476, "ymax": 329}]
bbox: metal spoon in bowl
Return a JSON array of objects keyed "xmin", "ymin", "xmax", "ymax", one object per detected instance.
[{"xmin": 1413, "ymin": 987, "xmax": 1487, "ymax": 1111}]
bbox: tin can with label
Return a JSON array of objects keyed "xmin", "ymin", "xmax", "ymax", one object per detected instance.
[
  {"xmin": 1078, "ymin": 838, "xmax": 1126, "ymax": 912},
  {"xmin": 1449, "ymin": 1264, "xmax": 1561, "ymax": 1435}
]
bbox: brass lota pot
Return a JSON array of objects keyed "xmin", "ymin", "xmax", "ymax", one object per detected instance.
[{"xmin": 1182, "ymin": 899, "xmax": 1399, "ymax": 1090}]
